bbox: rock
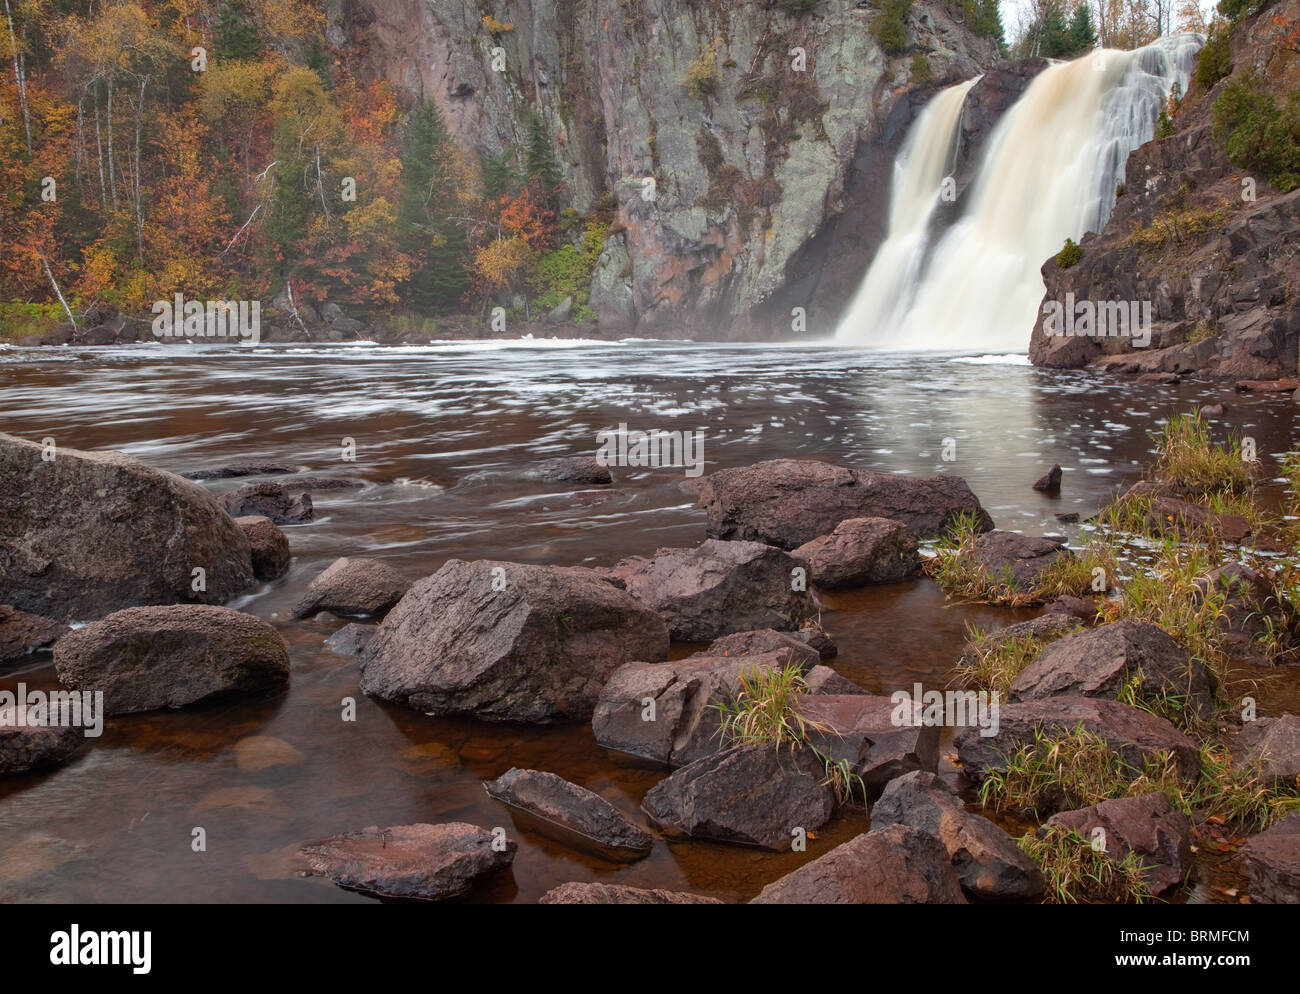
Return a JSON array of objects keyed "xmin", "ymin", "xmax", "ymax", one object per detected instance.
[
  {"xmin": 1242, "ymin": 812, "xmax": 1300, "ymax": 904},
  {"xmin": 1032, "ymin": 464, "xmax": 1063, "ymax": 493},
  {"xmin": 546, "ymin": 296, "xmax": 573, "ymax": 323},
  {"xmin": 1231, "ymin": 714, "xmax": 1300, "ymax": 785},
  {"xmin": 539, "ymin": 882, "xmax": 723, "ymax": 904},
  {"xmin": 299, "ymin": 823, "xmax": 515, "ymax": 901},
  {"xmin": 321, "ymin": 302, "xmax": 344, "ymax": 323},
  {"xmin": 1047, "ymin": 792, "xmax": 1194, "ymax": 895},
  {"xmin": 871, "ymin": 771, "xmax": 1044, "ymax": 900},
  {"xmin": 804, "ymin": 665, "xmax": 867, "ymax": 695},
  {"xmin": 1044, "ymin": 595, "xmax": 1098, "ymax": 622},
  {"xmin": 483, "ymin": 767, "xmax": 652, "ymax": 860},
  {"xmin": 698, "ymin": 628, "xmax": 820, "ymax": 669},
  {"xmin": 1137, "ymin": 372, "xmax": 1182, "ymax": 384},
  {"xmin": 523, "ymin": 456, "xmax": 612, "ymax": 485},
  {"xmin": 797, "ymin": 694, "xmax": 941, "ymax": 798},
  {"xmin": 361, "ymin": 559, "xmax": 669, "ymax": 723},
  {"xmin": 791, "ymin": 516, "xmax": 919, "ymax": 588},
  {"xmin": 792, "ymin": 624, "xmax": 838, "ymax": 658},
  {"xmin": 278, "ymin": 477, "xmax": 366, "ymax": 494},
  {"xmin": 234, "ymin": 735, "xmax": 305, "ymax": 772},
  {"xmin": 1054, "ymin": 512, "xmax": 1080, "ymax": 523},
  {"xmin": 0, "ymin": 605, "xmax": 69, "ymax": 665},
  {"xmin": 592, "ymin": 650, "xmax": 812, "ymax": 767},
  {"xmin": 751, "ymin": 824, "xmax": 967, "ymax": 904},
  {"xmin": 331, "ymin": 317, "xmax": 365, "ymax": 336},
  {"xmin": 973, "ymin": 530, "xmax": 1070, "ymax": 590},
  {"xmin": 954, "ymin": 697, "xmax": 1201, "ymax": 795},
  {"xmin": 323, "ymin": 622, "xmax": 376, "ymax": 657},
  {"xmin": 695, "ymin": 459, "xmax": 993, "ymax": 549},
  {"xmin": 1147, "ymin": 497, "xmax": 1250, "ymax": 542},
  {"xmin": 607, "ymin": 539, "xmax": 813, "ymax": 640},
  {"xmin": 1194, "ymin": 563, "xmax": 1291, "ymax": 657},
  {"xmin": 1200, "ymin": 403, "xmax": 1225, "ymax": 416},
  {"xmin": 53, "ymin": 605, "xmax": 290, "ymax": 714},
  {"xmin": 291, "ymin": 557, "xmax": 410, "ymax": 620},
  {"xmin": 1236, "ymin": 378, "xmax": 1300, "ymax": 393},
  {"xmin": 182, "ymin": 463, "xmax": 296, "ymax": 481},
  {"xmin": 0, "ymin": 706, "xmax": 86, "ymax": 775},
  {"xmin": 1009, "ymin": 620, "xmax": 1216, "ymax": 718},
  {"xmin": 955, "ymin": 613, "xmax": 1083, "ymax": 672},
  {"xmin": 234, "ymin": 516, "xmax": 290, "ymax": 581},
  {"xmin": 218, "ymin": 481, "xmax": 313, "ymax": 525},
  {"xmin": 640, "ymin": 745, "xmax": 834, "ymax": 851}
]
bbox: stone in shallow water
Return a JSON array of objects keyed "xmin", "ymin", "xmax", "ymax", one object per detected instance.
[
  {"xmin": 234, "ymin": 735, "xmax": 305, "ymax": 772},
  {"xmin": 1231, "ymin": 714, "xmax": 1300, "ymax": 785},
  {"xmin": 233, "ymin": 515, "xmax": 290, "ymax": 581},
  {"xmin": 0, "ymin": 706, "xmax": 86, "ymax": 775},
  {"xmin": 0, "ymin": 605, "xmax": 69, "ymax": 665},
  {"xmin": 792, "ymin": 516, "xmax": 919, "ymax": 588},
  {"xmin": 1242, "ymin": 812, "xmax": 1300, "ymax": 905},
  {"xmin": 540, "ymin": 882, "xmax": 722, "ymax": 904},
  {"xmin": 291, "ymin": 557, "xmax": 410, "ymax": 620},
  {"xmin": 323, "ymin": 622, "xmax": 376, "ymax": 657},
  {"xmin": 973, "ymin": 530, "xmax": 1070, "ymax": 590},
  {"xmin": 218, "ymin": 480, "xmax": 313, "ymax": 524}
]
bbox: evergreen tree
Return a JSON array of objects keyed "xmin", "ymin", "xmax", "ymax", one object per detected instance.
[
  {"xmin": 1066, "ymin": 3, "xmax": 1097, "ymax": 56},
  {"xmin": 216, "ymin": 1, "xmax": 263, "ymax": 63},
  {"xmin": 482, "ymin": 150, "xmax": 518, "ymax": 203},
  {"xmin": 399, "ymin": 101, "xmax": 468, "ymax": 314},
  {"xmin": 523, "ymin": 112, "xmax": 563, "ymax": 206}
]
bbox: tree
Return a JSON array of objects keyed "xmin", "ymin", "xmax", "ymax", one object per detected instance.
[
  {"xmin": 1068, "ymin": 3, "xmax": 1097, "ymax": 53},
  {"xmin": 523, "ymin": 112, "xmax": 562, "ymax": 207},
  {"xmin": 398, "ymin": 100, "xmax": 468, "ymax": 314}
]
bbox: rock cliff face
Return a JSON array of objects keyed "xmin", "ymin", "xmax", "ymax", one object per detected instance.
[
  {"xmin": 347, "ymin": 0, "xmax": 1000, "ymax": 338},
  {"xmin": 1029, "ymin": 0, "xmax": 1300, "ymax": 378}
]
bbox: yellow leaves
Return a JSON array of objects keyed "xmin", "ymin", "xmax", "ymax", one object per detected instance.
[
  {"xmin": 473, "ymin": 236, "xmax": 532, "ymax": 290},
  {"xmin": 198, "ymin": 59, "xmax": 275, "ymax": 126},
  {"xmin": 344, "ymin": 197, "xmax": 396, "ymax": 242},
  {"xmin": 270, "ymin": 66, "xmax": 343, "ymax": 154},
  {"xmin": 482, "ymin": 14, "xmax": 514, "ymax": 33}
]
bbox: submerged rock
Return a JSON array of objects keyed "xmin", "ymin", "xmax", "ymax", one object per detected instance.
[
  {"xmin": 218, "ymin": 481, "xmax": 313, "ymax": 524},
  {"xmin": 234, "ymin": 516, "xmax": 290, "ymax": 581},
  {"xmin": 1032, "ymin": 464, "xmax": 1063, "ymax": 493},
  {"xmin": 1046, "ymin": 791, "xmax": 1193, "ymax": 895},
  {"xmin": 0, "ymin": 605, "xmax": 69, "ymax": 665},
  {"xmin": 1242, "ymin": 812, "xmax": 1300, "ymax": 905},
  {"xmin": 539, "ymin": 882, "xmax": 722, "ymax": 904},
  {"xmin": 53, "ymin": 605, "xmax": 290, "ymax": 714},
  {"xmin": 291, "ymin": 557, "xmax": 410, "ymax": 620},
  {"xmin": 524, "ymin": 456, "xmax": 612, "ymax": 485},
  {"xmin": 361, "ymin": 560, "xmax": 669, "ymax": 723},
  {"xmin": 791, "ymin": 516, "xmax": 919, "ymax": 588},
  {"xmin": 183, "ymin": 463, "xmax": 296, "ymax": 480},
  {"xmin": 0, "ymin": 706, "xmax": 86, "ymax": 775},
  {"xmin": 299, "ymin": 823, "xmax": 515, "ymax": 901}
]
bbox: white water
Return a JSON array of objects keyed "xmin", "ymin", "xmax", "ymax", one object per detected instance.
[{"xmin": 837, "ymin": 34, "xmax": 1202, "ymax": 352}]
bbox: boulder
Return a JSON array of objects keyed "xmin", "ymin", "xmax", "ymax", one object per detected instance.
[
  {"xmin": 955, "ymin": 612, "xmax": 1082, "ymax": 672},
  {"xmin": 1147, "ymin": 497, "xmax": 1250, "ymax": 542},
  {"xmin": 1009, "ymin": 620, "xmax": 1215, "ymax": 718},
  {"xmin": 0, "ymin": 605, "xmax": 69, "ymax": 665},
  {"xmin": 1047, "ymin": 792, "xmax": 1194, "ymax": 895},
  {"xmin": 1044, "ymin": 595, "xmax": 1099, "ymax": 622},
  {"xmin": 1242, "ymin": 812, "xmax": 1300, "ymax": 905},
  {"xmin": 53, "ymin": 605, "xmax": 290, "ymax": 714},
  {"xmin": 291, "ymin": 557, "xmax": 410, "ymax": 620},
  {"xmin": 804, "ymin": 665, "xmax": 867, "ymax": 695},
  {"xmin": 695, "ymin": 459, "xmax": 993, "ymax": 549},
  {"xmin": 797, "ymin": 694, "xmax": 941, "ymax": 798},
  {"xmin": 182, "ymin": 463, "xmax": 296, "ymax": 481},
  {"xmin": 791, "ymin": 517, "xmax": 919, "ymax": 588},
  {"xmin": 750, "ymin": 824, "xmax": 967, "ymax": 904},
  {"xmin": 695, "ymin": 628, "xmax": 820, "ymax": 669},
  {"xmin": 361, "ymin": 560, "xmax": 669, "ymax": 723},
  {"xmin": 483, "ymin": 767, "xmax": 652, "ymax": 860},
  {"xmin": 523, "ymin": 456, "xmax": 612, "ymax": 485},
  {"xmin": 234, "ymin": 516, "xmax": 290, "ymax": 581},
  {"xmin": 607, "ymin": 539, "xmax": 813, "ymax": 640},
  {"xmin": 1032, "ymin": 464, "xmax": 1063, "ymax": 493},
  {"xmin": 973, "ymin": 531, "xmax": 1070, "ymax": 590},
  {"xmin": 954, "ymin": 697, "xmax": 1201, "ymax": 792},
  {"xmin": 218, "ymin": 481, "xmax": 312, "ymax": 524},
  {"xmin": 640, "ymin": 745, "xmax": 834, "ymax": 851},
  {"xmin": 1231, "ymin": 714, "xmax": 1300, "ymax": 785},
  {"xmin": 299, "ymin": 823, "xmax": 515, "ymax": 901},
  {"xmin": 0, "ymin": 706, "xmax": 86, "ymax": 775},
  {"xmin": 792, "ymin": 624, "xmax": 838, "ymax": 659},
  {"xmin": 539, "ymin": 882, "xmax": 722, "ymax": 904},
  {"xmin": 323, "ymin": 622, "xmax": 376, "ymax": 657},
  {"xmin": 0, "ymin": 433, "xmax": 255, "ymax": 623},
  {"xmin": 870, "ymin": 771, "xmax": 1044, "ymax": 900}
]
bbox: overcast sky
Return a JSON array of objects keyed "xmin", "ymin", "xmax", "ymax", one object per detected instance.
[{"xmin": 998, "ymin": 0, "xmax": 1220, "ymax": 42}]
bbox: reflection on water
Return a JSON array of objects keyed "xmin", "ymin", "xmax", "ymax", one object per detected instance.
[{"xmin": 0, "ymin": 340, "xmax": 1296, "ymax": 903}]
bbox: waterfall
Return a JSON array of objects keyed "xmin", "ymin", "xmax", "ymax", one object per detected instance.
[{"xmin": 836, "ymin": 34, "xmax": 1202, "ymax": 353}]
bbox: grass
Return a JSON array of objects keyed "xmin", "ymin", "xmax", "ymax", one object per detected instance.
[
  {"xmin": 1018, "ymin": 825, "xmax": 1157, "ymax": 904},
  {"xmin": 953, "ymin": 627, "xmax": 1067, "ymax": 696},
  {"xmin": 1150, "ymin": 412, "xmax": 1255, "ymax": 498}
]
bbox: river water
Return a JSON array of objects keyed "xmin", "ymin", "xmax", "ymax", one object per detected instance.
[{"xmin": 1, "ymin": 339, "xmax": 1296, "ymax": 902}]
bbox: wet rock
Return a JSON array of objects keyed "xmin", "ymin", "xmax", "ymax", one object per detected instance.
[
  {"xmin": 279, "ymin": 477, "xmax": 366, "ymax": 494},
  {"xmin": 871, "ymin": 771, "xmax": 1043, "ymax": 900},
  {"xmin": 1047, "ymin": 792, "xmax": 1193, "ymax": 895},
  {"xmin": 954, "ymin": 697, "xmax": 1200, "ymax": 795},
  {"xmin": 1055, "ymin": 511, "xmax": 1080, "ymax": 523},
  {"xmin": 792, "ymin": 624, "xmax": 838, "ymax": 659},
  {"xmin": 592, "ymin": 650, "xmax": 812, "ymax": 766},
  {"xmin": 361, "ymin": 560, "xmax": 669, "ymax": 723},
  {"xmin": 798, "ymin": 694, "xmax": 941, "ymax": 798},
  {"xmin": 607, "ymin": 539, "xmax": 813, "ymax": 640},
  {"xmin": 751, "ymin": 824, "xmax": 967, "ymax": 904},
  {"xmin": 0, "ymin": 706, "xmax": 86, "ymax": 775},
  {"xmin": 234, "ymin": 735, "xmax": 305, "ymax": 772},
  {"xmin": 539, "ymin": 882, "xmax": 723, "ymax": 904},
  {"xmin": 299, "ymin": 823, "xmax": 515, "ymax": 901},
  {"xmin": 1032, "ymin": 464, "xmax": 1063, "ymax": 493},
  {"xmin": 641, "ymin": 745, "xmax": 834, "ymax": 851},
  {"xmin": 1147, "ymin": 497, "xmax": 1249, "ymax": 542},
  {"xmin": 695, "ymin": 458, "xmax": 993, "ymax": 549},
  {"xmin": 1200, "ymin": 403, "xmax": 1225, "ymax": 416},
  {"xmin": 234, "ymin": 516, "xmax": 290, "ymax": 581},
  {"xmin": 1009, "ymin": 620, "xmax": 1215, "ymax": 718},
  {"xmin": 956, "ymin": 612, "xmax": 1082, "ymax": 671},
  {"xmin": 524, "ymin": 456, "xmax": 612, "ymax": 485},
  {"xmin": 804, "ymin": 665, "xmax": 867, "ymax": 695},
  {"xmin": 1236, "ymin": 378, "xmax": 1300, "ymax": 393},
  {"xmin": 0, "ymin": 433, "xmax": 255, "ymax": 623},
  {"xmin": 973, "ymin": 531, "xmax": 1070, "ymax": 590},
  {"xmin": 323, "ymin": 622, "xmax": 376, "ymax": 657},
  {"xmin": 1194, "ymin": 562, "xmax": 1291, "ymax": 658},
  {"xmin": 1137, "ymin": 372, "xmax": 1182, "ymax": 384},
  {"xmin": 53, "ymin": 605, "xmax": 290, "ymax": 714},
  {"xmin": 291, "ymin": 557, "xmax": 410, "ymax": 620},
  {"xmin": 0, "ymin": 605, "xmax": 69, "ymax": 665},
  {"xmin": 218, "ymin": 481, "xmax": 313, "ymax": 524},
  {"xmin": 483, "ymin": 767, "xmax": 652, "ymax": 861},
  {"xmin": 791, "ymin": 516, "xmax": 919, "ymax": 588},
  {"xmin": 183, "ymin": 463, "xmax": 296, "ymax": 481},
  {"xmin": 695, "ymin": 628, "xmax": 820, "ymax": 669},
  {"xmin": 1242, "ymin": 812, "xmax": 1300, "ymax": 904},
  {"xmin": 1044, "ymin": 595, "xmax": 1099, "ymax": 622},
  {"xmin": 1231, "ymin": 714, "xmax": 1300, "ymax": 785}
]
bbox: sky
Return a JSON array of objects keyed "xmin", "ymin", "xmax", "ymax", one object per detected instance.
[{"xmin": 998, "ymin": 0, "xmax": 1221, "ymax": 43}]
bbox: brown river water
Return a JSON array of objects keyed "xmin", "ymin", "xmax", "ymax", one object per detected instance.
[{"xmin": 1, "ymin": 339, "xmax": 1297, "ymax": 903}]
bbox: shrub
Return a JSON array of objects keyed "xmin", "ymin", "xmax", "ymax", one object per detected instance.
[
  {"xmin": 681, "ymin": 39, "xmax": 722, "ymax": 100},
  {"xmin": 1195, "ymin": 21, "xmax": 1233, "ymax": 92},
  {"xmin": 1056, "ymin": 237, "xmax": 1081, "ymax": 269},
  {"xmin": 911, "ymin": 53, "xmax": 931, "ymax": 83},
  {"xmin": 531, "ymin": 218, "xmax": 608, "ymax": 320},
  {"xmin": 1212, "ymin": 70, "xmax": 1300, "ymax": 192},
  {"xmin": 871, "ymin": 0, "xmax": 913, "ymax": 54}
]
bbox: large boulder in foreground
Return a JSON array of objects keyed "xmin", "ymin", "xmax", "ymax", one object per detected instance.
[
  {"xmin": 871, "ymin": 771, "xmax": 1043, "ymax": 900},
  {"xmin": 751, "ymin": 824, "xmax": 967, "ymax": 904},
  {"xmin": 540, "ymin": 882, "xmax": 722, "ymax": 904},
  {"xmin": 0, "ymin": 604, "xmax": 69, "ymax": 665},
  {"xmin": 299, "ymin": 823, "xmax": 515, "ymax": 901},
  {"xmin": 641, "ymin": 745, "xmax": 834, "ymax": 851},
  {"xmin": 607, "ymin": 540, "xmax": 813, "ymax": 640},
  {"xmin": 1242, "ymin": 812, "xmax": 1300, "ymax": 905},
  {"xmin": 484, "ymin": 768, "xmax": 652, "ymax": 861},
  {"xmin": 1010, "ymin": 620, "xmax": 1215, "ymax": 718},
  {"xmin": 792, "ymin": 517, "xmax": 919, "ymax": 588},
  {"xmin": 0, "ymin": 706, "xmax": 86, "ymax": 775},
  {"xmin": 360, "ymin": 560, "xmax": 669, "ymax": 723},
  {"xmin": 1047, "ymin": 792, "xmax": 1193, "ymax": 895},
  {"xmin": 53, "ymin": 605, "xmax": 290, "ymax": 714},
  {"xmin": 291, "ymin": 557, "xmax": 410, "ymax": 620},
  {"xmin": 0, "ymin": 432, "xmax": 255, "ymax": 622},
  {"xmin": 695, "ymin": 459, "xmax": 993, "ymax": 549}
]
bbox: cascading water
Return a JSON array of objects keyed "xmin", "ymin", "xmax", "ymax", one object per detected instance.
[{"xmin": 836, "ymin": 34, "xmax": 1202, "ymax": 352}]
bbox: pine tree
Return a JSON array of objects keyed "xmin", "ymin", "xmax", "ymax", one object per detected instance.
[
  {"xmin": 523, "ymin": 112, "xmax": 562, "ymax": 206},
  {"xmin": 482, "ymin": 150, "xmax": 518, "ymax": 203},
  {"xmin": 399, "ymin": 101, "xmax": 468, "ymax": 314},
  {"xmin": 1067, "ymin": 3, "xmax": 1097, "ymax": 56}
]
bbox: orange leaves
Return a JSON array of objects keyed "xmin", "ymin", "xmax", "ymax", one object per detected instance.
[
  {"xmin": 473, "ymin": 236, "xmax": 532, "ymax": 292},
  {"xmin": 497, "ymin": 180, "xmax": 556, "ymax": 251}
]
